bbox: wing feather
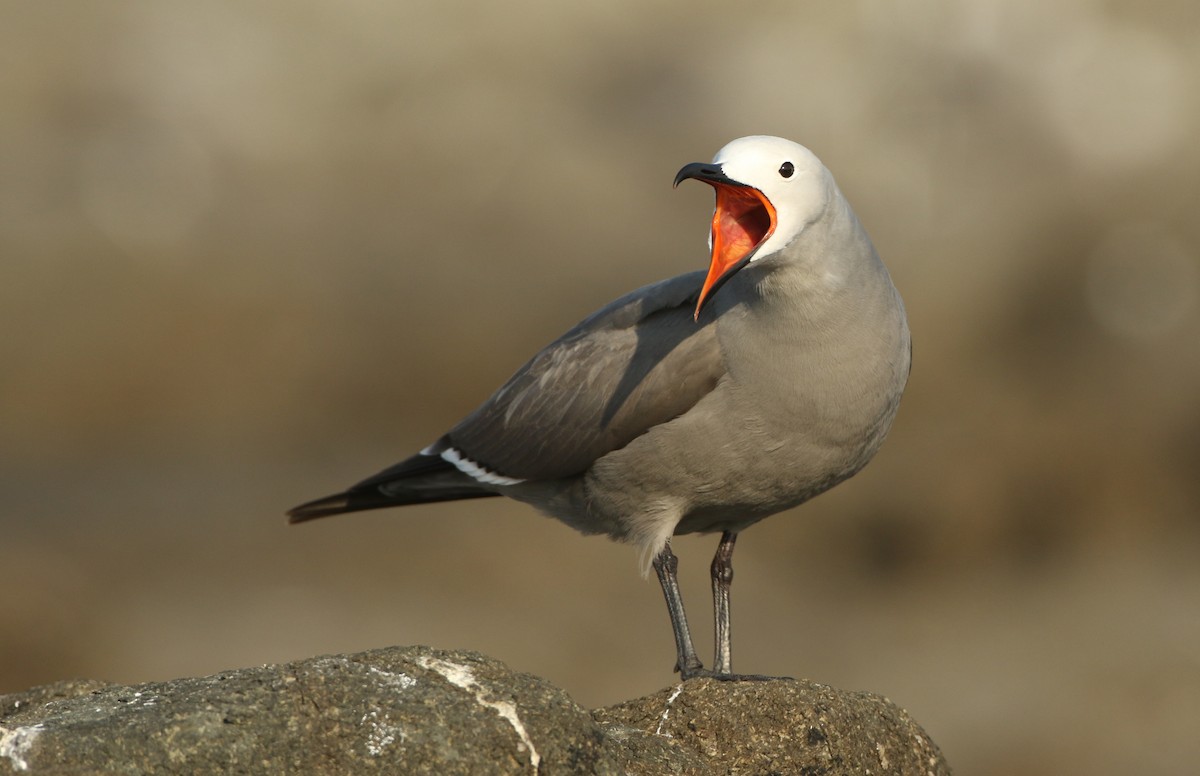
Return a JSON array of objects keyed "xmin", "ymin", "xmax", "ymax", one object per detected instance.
[{"xmin": 431, "ymin": 271, "xmax": 725, "ymax": 480}]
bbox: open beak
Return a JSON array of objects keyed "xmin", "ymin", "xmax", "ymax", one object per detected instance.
[{"xmin": 674, "ymin": 162, "xmax": 777, "ymax": 320}]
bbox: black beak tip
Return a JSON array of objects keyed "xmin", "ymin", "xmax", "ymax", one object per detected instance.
[{"xmin": 674, "ymin": 162, "xmax": 724, "ymax": 189}]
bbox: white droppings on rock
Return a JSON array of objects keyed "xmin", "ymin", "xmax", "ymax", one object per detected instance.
[
  {"xmin": 416, "ymin": 656, "xmax": 540, "ymax": 771},
  {"xmin": 0, "ymin": 724, "xmax": 43, "ymax": 772},
  {"xmin": 876, "ymin": 741, "xmax": 890, "ymax": 769},
  {"xmin": 360, "ymin": 709, "xmax": 405, "ymax": 756},
  {"xmin": 367, "ymin": 665, "xmax": 418, "ymax": 691},
  {"xmin": 654, "ymin": 684, "xmax": 685, "ymax": 737}
]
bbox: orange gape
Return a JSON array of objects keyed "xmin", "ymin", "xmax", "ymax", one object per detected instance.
[{"xmin": 695, "ymin": 183, "xmax": 776, "ymax": 319}]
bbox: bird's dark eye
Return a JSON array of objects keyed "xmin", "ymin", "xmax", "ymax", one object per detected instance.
[{"xmin": 779, "ymin": 161, "xmax": 795, "ymax": 178}]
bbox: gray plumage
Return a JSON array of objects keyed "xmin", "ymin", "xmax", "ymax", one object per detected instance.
[{"xmin": 289, "ymin": 135, "xmax": 910, "ymax": 678}]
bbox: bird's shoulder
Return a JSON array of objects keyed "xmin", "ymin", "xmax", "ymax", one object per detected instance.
[
  {"xmin": 430, "ymin": 270, "xmax": 726, "ymax": 480},
  {"xmin": 564, "ymin": 270, "xmax": 707, "ymax": 336}
]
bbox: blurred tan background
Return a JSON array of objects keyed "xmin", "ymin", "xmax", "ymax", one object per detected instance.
[{"xmin": 3, "ymin": 1, "xmax": 1199, "ymax": 773}]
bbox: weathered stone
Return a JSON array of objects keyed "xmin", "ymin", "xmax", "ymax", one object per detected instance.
[
  {"xmin": 0, "ymin": 646, "xmax": 949, "ymax": 775},
  {"xmin": 595, "ymin": 678, "xmax": 951, "ymax": 775}
]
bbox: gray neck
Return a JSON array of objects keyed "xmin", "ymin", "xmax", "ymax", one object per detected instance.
[
  {"xmin": 714, "ymin": 188, "xmax": 911, "ymax": 416},
  {"xmin": 729, "ymin": 189, "xmax": 902, "ymax": 338}
]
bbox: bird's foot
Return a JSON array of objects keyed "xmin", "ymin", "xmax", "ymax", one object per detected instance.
[
  {"xmin": 674, "ymin": 657, "xmax": 706, "ymax": 679},
  {"xmin": 705, "ymin": 672, "xmax": 791, "ymax": 682},
  {"xmin": 677, "ymin": 665, "xmax": 790, "ymax": 682}
]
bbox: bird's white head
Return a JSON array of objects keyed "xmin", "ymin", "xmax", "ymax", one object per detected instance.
[{"xmin": 675, "ymin": 135, "xmax": 834, "ymax": 318}]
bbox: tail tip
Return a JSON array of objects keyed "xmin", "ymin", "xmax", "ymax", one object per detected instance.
[{"xmin": 286, "ymin": 493, "xmax": 352, "ymax": 523}]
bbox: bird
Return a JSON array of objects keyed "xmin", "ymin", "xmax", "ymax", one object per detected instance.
[{"xmin": 288, "ymin": 135, "xmax": 911, "ymax": 680}]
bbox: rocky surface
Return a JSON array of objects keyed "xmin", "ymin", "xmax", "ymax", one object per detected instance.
[{"xmin": 0, "ymin": 646, "xmax": 949, "ymax": 775}]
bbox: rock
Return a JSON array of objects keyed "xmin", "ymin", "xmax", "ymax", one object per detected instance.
[
  {"xmin": 596, "ymin": 679, "xmax": 950, "ymax": 775},
  {"xmin": 0, "ymin": 646, "xmax": 949, "ymax": 775}
]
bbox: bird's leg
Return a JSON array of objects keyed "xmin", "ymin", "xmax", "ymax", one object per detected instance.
[
  {"xmin": 711, "ymin": 531, "xmax": 737, "ymax": 675},
  {"xmin": 651, "ymin": 541, "xmax": 705, "ymax": 679}
]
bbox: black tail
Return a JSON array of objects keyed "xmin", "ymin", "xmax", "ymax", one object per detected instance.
[{"xmin": 287, "ymin": 453, "xmax": 499, "ymax": 523}]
